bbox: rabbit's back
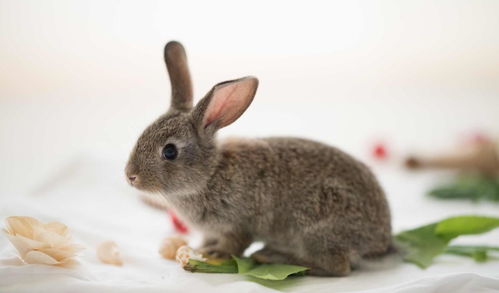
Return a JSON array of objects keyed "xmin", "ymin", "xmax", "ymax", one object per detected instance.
[{"xmin": 214, "ymin": 137, "xmax": 392, "ymax": 258}]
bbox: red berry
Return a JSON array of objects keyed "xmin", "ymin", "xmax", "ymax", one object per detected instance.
[
  {"xmin": 168, "ymin": 210, "xmax": 189, "ymax": 234},
  {"xmin": 372, "ymin": 143, "xmax": 388, "ymax": 160}
]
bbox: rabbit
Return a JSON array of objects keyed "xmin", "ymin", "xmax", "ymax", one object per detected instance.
[{"xmin": 125, "ymin": 41, "xmax": 393, "ymax": 276}]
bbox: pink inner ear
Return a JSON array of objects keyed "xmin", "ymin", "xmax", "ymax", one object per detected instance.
[{"xmin": 203, "ymin": 78, "xmax": 256, "ymax": 129}]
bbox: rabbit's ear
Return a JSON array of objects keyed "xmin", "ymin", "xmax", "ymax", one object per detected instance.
[
  {"xmin": 164, "ymin": 41, "xmax": 193, "ymax": 112},
  {"xmin": 192, "ymin": 76, "xmax": 258, "ymax": 133}
]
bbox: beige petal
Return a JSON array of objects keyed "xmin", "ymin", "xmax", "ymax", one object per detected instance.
[
  {"xmin": 40, "ymin": 243, "xmax": 84, "ymax": 261},
  {"xmin": 58, "ymin": 257, "xmax": 79, "ymax": 267},
  {"xmin": 59, "ymin": 243, "xmax": 85, "ymax": 254},
  {"xmin": 44, "ymin": 222, "xmax": 69, "ymax": 236},
  {"xmin": 97, "ymin": 241, "xmax": 123, "ymax": 266},
  {"xmin": 38, "ymin": 246, "xmax": 78, "ymax": 262},
  {"xmin": 23, "ymin": 250, "xmax": 60, "ymax": 265},
  {"xmin": 32, "ymin": 225, "xmax": 69, "ymax": 247},
  {"xmin": 176, "ymin": 246, "xmax": 205, "ymax": 267},
  {"xmin": 159, "ymin": 236, "xmax": 187, "ymax": 260},
  {"xmin": 4, "ymin": 216, "xmax": 39, "ymax": 238},
  {"xmin": 6, "ymin": 234, "xmax": 48, "ymax": 257}
]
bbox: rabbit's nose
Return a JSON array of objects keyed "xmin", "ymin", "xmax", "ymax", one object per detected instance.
[{"xmin": 128, "ymin": 175, "xmax": 137, "ymax": 185}]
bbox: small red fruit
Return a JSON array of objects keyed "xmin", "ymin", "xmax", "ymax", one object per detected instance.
[
  {"xmin": 168, "ymin": 210, "xmax": 189, "ymax": 234},
  {"xmin": 372, "ymin": 143, "xmax": 388, "ymax": 160}
]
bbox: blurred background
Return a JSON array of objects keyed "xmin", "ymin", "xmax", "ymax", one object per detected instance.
[{"xmin": 1, "ymin": 0, "xmax": 498, "ymax": 197}]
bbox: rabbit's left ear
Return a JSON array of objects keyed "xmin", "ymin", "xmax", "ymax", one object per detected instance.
[
  {"xmin": 192, "ymin": 76, "xmax": 258, "ymax": 133},
  {"xmin": 164, "ymin": 41, "xmax": 193, "ymax": 112}
]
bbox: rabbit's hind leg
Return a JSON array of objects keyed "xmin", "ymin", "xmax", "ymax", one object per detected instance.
[
  {"xmin": 304, "ymin": 248, "xmax": 352, "ymax": 276},
  {"xmin": 251, "ymin": 245, "xmax": 351, "ymax": 277},
  {"xmin": 301, "ymin": 233, "xmax": 354, "ymax": 276}
]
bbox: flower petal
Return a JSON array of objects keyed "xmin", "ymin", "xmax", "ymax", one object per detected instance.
[
  {"xmin": 23, "ymin": 250, "xmax": 60, "ymax": 265},
  {"xmin": 32, "ymin": 225, "xmax": 69, "ymax": 247},
  {"xmin": 97, "ymin": 241, "xmax": 123, "ymax": 266},
  {"xmin": 38, "ymin": 247, "xmax": 74, "ymax": 262},
  {"xmin": 39, "ymin": 243, "xmax": 83, "ymax": 261},
  {"xmin": 4, "ymin": 216, "xmax": 39, "ymax": 238},
  {"xmin": 58, "ymin": 257, "xmax": 79, "ymax": 267},
  {"xmin": 44, "ymin": 222, "xmax": 69, "ymax": 236},
  {"xmin": 6, "ymin": 234, "xmax": 48, "ymax": 257},
  {"xmin": 176, "ymin": 246, "xmax": 205, "ymax": 267},
  {"xmin": 159, "ymin": 236, "xmax": 187, "ymax": 260}
]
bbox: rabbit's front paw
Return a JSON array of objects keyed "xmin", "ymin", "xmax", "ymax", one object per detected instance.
[{"xmin": 199, "ymin": 233, "xmax": 252, "ymax": 259}]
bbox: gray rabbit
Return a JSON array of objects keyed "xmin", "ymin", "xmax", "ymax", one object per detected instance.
[{"xmin": 125, "ymin": 41, "xmax": 392, "ymax": 276}]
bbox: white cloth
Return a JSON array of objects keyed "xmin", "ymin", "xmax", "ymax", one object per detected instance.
[{"xmin": 1, "ymin": 155, "xmax": 499, "ymax": 293}]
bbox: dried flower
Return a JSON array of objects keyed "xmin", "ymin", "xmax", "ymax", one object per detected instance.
[
  {"xmin": 97, "ymin": 241, "xmax": 123, "ymax": 266},
  {"xmin": 3, "ymin": 216, "xmax": 83, "ymax": 266},
  {"xmin": 159, "ymin": 236, "xmax": 187, "ymax": 260},
  {"xmin": 175, "ymin": 245, "xmax": 206, "ymax": 267}
]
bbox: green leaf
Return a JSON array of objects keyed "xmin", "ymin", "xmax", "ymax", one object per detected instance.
[
  {"xmin": 242, "ymin": 263, "xmax": 308, "ymax": 280},
  {"xmin": 233, "ymin": 256, "xmax": 308, "ymax": 280},
  {"xmin": 445, "ymin": 245, "xmax": 499, "ymax": 263},
  {"xmin": 184, "ymin": 258, "xmax": 238, "ymax": 273},
  {"xmin": 435, "ymin": 216, "xmax": 499, "ymax": 240},
  {"xmin": 429, "ymin": 175, "xmax": 499, "ymax": 202},
  {"xmin": 394, "ymin": 223, "xmax": 448, "ymax": 268},
  {"xmin": 395, "ymin": 215, "xmax": 499, "ymax": 268},
  {"xmin": 233, "ymin": 256, "xmax": 256, "ymax": 273},
  {"xmin": 184, "ymin": 256, "xmax": 308, "ymax": 281}
]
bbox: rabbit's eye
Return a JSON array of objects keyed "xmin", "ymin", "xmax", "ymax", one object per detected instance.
[{"xmin": 162, "ymin": 143, "xmax": 178, "ymax": 160}]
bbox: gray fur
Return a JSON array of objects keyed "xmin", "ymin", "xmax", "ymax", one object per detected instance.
[{"xmin": 126, "ymin": 41, "xmax": 392, "ymax": 276}]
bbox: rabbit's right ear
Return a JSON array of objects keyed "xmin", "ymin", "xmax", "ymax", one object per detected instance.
[
  {"xmin": 164, "ymin": 41, "xmax": 193, "ymax": 112},
  {"xmin": 191, "ymin": 76, "xmax": 258, "ymax": 136}
]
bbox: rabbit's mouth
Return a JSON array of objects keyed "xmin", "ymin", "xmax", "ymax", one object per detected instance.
[
  {"xmin": 128, "ymin": 179, "xmax": 163, "ymax": 194},
  {"xmin": 126, "ymin": 175, "xmax": 145, "ymax": 190},
  {"xmin": 126, "ymin": 177, "xmax": 151, "ymax": 191},
  {"xmin": 125, "ymin": 169, "xmax": 160, "ymax": 193},
  {"xmin": 125, "ymin": 164, "xmax": 152, "ymax": 191}
]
